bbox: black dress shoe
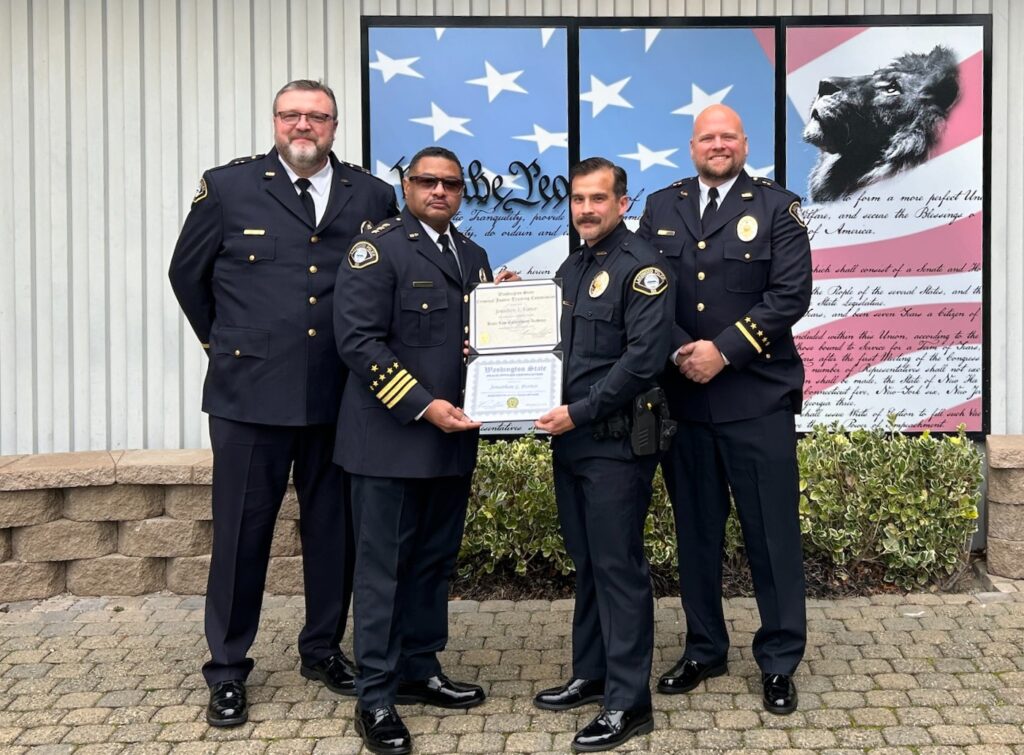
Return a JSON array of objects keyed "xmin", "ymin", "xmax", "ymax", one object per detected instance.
[
  {"xmin": 762, "ymin": 672, "xmax": 798, "ymax": 715},
  {"xmin": 395, "ymin": 673, "xmax": 485, "ymax": 709},
  {"xmin": 354, "ymin": 704, "xmax": 412, "ymax": 755},
  {"xmin": 657, "ymin": 657, "xmax": 728, "ymax": 694},
  {"xmin": 533, "ymin": 678, "xmax": 605, "ymax": 711},
  {"xmin": 206, "ymin": 679, "xmax": 247, "ymax": 727},
  {"xmin": 300, "ymin": 651, "xmax": 356, "ymax": 696},
  {"xmin": 572, "ymin": 707, "xmax": 654, "ymax": 753}
]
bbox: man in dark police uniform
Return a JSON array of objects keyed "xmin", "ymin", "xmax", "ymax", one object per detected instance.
[
  {"xmin": 637, "ymin": 104, "xmax": 812, "ymax": 715},
  {"xmin": 534, "ymin": 158, "xmax": 673, "ymax": 752},
  {"xmin": 334, "ymin": 146, "xmax": 516, "ymax": 755},
  {"xmin": 168, "ymin": 79, "xmax": 397, "ymax": 727}
]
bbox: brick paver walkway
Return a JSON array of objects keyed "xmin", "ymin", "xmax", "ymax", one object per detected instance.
[{"xmin": 2, "ymin": 581, "xmax": 1024, "ymax": 754}]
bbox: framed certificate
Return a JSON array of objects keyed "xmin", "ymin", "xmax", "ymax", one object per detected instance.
[
  {"xmin": 469, "ymin": 279, "xmax": 561, "ymax": 354},
  {"xmin": 465, "ymin": 352, "xmax": 563, "ymax": 423}
]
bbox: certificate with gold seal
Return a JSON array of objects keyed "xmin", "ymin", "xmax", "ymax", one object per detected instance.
[
  {"xmin": 469, "ymin": 279, "xmax": 561, "ymax": 354},
  {"xmin": 464, "ymin": 352, "xmax": 562, "ymax": 423}
]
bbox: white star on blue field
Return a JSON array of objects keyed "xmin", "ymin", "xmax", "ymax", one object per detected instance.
[
  {"xmin": 579, "ymin": 27, "xmax": 777, "ymax": 214},
  {"xmin": 368, "ymin": 27, "xmax": 569, "ymax": 266}
]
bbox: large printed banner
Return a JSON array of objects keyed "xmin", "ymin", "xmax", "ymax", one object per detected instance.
[
  {"xmin": 579, "ymin": 26, "xmax": 776, "ymax": 225},
  {"xmin": 366, "ymin": 26, "xmax": 570, "ymax": 275},
  {"xmin": 364, "ymin": 18, "xmax": 988, "ymax": 433},
  {"xmin": 786, "ymin": 24, "xmax": 985, "ymax": 432}
]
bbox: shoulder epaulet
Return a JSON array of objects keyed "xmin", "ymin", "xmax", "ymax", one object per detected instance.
[
  {"xmin": 751, "ymin": 175, "xmax": 798, "ymax": 197},
  {"xmin": 650, "ymin": 176, "xmax": 695, "ymax": 195},
  {"xmin": 367, "ymin": 216, "xmax": 403, "ymax": 237},
  {"xmin": 210, "ymin": 154, "xmax": 265, "ymax": 172},
  {"xmin": 339, "ymin": 159, "xmax": 394, "ymax": 189}
]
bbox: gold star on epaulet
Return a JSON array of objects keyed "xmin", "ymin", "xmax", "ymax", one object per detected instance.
[{"xmin": 370, "ymin": 364, "xmax": 379, "ymax": 372}]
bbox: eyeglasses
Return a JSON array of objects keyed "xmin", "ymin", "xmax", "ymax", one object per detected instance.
[
  {"xmin": 275, "ymin": 111, "xmax": 335, "ymax": 126},
  {"xmin": 406, "ymin": 174, "xmax": 465, "ymax": 193}
]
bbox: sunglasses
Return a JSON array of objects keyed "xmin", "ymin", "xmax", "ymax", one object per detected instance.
[{"xmin": 406, "ymin": 174, "xmax": 465, "ymax": 193}]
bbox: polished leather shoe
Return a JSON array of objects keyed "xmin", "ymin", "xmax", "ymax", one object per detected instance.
[
  {"xmin": 762, "ymin": 672, "xmax": 798, "ymax": 715},
  {"xmin": 206, "ymin": 679, "xmax": 247, "ymax": 727},
  {"xmin": 395, "ymin": 673, "xmax": 485, "ymax": 709},
  {"xmin": 657, "ymin": 657, "xmax": 727, "ymax": 694},
  {"xmin": 533, "ymin": 678, "xmax": 605, "ymax": 711},
  {"xmin": 572, "ymin": 707, "xmax": 654, "ymax": 752},
  {"xmin": 300, "ymin": 651, "xmax": 356, "ymax": 696},
  {"xmin": 354, "ymin": 704, "xmax": 412, "ymax": 755}
]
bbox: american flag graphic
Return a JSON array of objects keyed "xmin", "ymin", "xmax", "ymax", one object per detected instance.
[
  {"xmin": 364, "ymin": 22, "xmax": 985, "ymax": 432},
  {"xmin": 786, "ymin": 25, "xmax": 985, "ymax": 432}
]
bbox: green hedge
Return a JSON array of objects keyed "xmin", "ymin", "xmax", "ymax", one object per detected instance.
[{"xmin": 462, "ymin": 420, "xmax": 982, "ymax": 592}]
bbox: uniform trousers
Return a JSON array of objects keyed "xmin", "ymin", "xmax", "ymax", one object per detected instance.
[
  {"xmin": 350, "ymin": 473, "xmax": 472, "ymax": 709},
  {"xmin": 553, "ymin": 452, "xmax": 658, "ymax": 711},
  {"xmin": 662, "ymin": 409, "xmax": 806, "ymax": 675},
  {"xmin": 203, "ymin": 416, "xmax": 353, "ymax": 685}
]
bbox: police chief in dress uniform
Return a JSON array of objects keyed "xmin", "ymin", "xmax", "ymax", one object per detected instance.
[
  {"xmin": 168, "ymin": 80, "xmax": 398, "ymax": 728},
  {"xmin": 334, "ymin": 146, "xmax": 517, "ymax": 755},
  {"xmin": 636, "ymin": 105, "xmax": 812, "ymax": 715},
  {"xmin": 533, "ymin": 158, "xmax": 674, "ymax": 753}
]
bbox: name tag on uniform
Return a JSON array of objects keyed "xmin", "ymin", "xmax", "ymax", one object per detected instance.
[
  {"xmin": 412, "ymin": 281, "xmax": 434, "ymax": 288},
  {"xmin": 243, "ymin": 229, "xmax": 266, "ymax": 236},
  {"xmin": 656, "ymin": 229, "xmax": 676, "ymax": 237}
]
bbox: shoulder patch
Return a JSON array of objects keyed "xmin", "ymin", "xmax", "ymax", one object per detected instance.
[
  {"xmin": 632, "ymin": 266, "xmax": 668, "ymax": 296},
  {"xmin": 348, "ymin": 241, "xmax": 380, "ymax": 269},
  {"xmin": 789, "ymin": 201, "xmax": 808, "ymax": 229},
  {"xmin": 192, "ymin": 177, "xmax": 208, "ymax": 205}
]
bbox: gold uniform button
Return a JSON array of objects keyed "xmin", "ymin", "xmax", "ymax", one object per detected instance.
[
  {"xmin": 744, "ymin": 253, "xmax": 751, "ymax": 260},
  {"xmin": 463, "ymin": 295, "xmax": 469, "ymax": 303},
  {"xmin": 248, "ymin": 254, "xmax": 256, "ymax": 262},
  {"xmin": 310, "ymin": 235, "xmax": 320, "ymax": 244},
  {"xmin": 697, "ymin": 302, "xmax": 705, "ymax": 312},
  {"xmin": 697, "ymin": 241, "xmax": 707, "ymax": 250},
  {"xmin": 233, "ymin": 349, "xmax": 241, "ymax": 357},
  {"xmin": 765, "ymin": 353, "xmax": 772, "ymax": 359},
  {"xmin": 464, "ymin": 326, "xmax": 469, "ymax": 334},
  {"xmin": 308, "ymin": 328, "xmax": 317, "ymax": 337},
  {"xmin": 309, "ymin": 296, "xmax": 317, "ymax": 305},
  {"xmin": 697, "ymin": 272, "xmax": 705, "ymax": 281},
  {"xmin": 421, "ymin": 303, "xmax": 429, "ymax": 310},
  {"xmin": 309, "ymin": 265, "xmax": 318, "ymax": 274}
]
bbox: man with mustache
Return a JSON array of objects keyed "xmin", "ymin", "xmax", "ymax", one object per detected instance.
[
  {"xmin": 168, "ymin": 79, "xmax": 398, "ymax": 727},
  {"xmin": 334, "ymin": 146, "xmax": 517, "ymax": 755},
  {"xmin": 534, "ymin": 157, "xmax": 673, "ymax": 752},
  {"xmin": 637, "ymin": 104, "xmax": 812, "ymax": 715}
]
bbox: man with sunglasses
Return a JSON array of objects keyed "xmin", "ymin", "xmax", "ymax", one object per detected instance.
[
  {"xmin": 334, "ymin": 146, "xmax": 517, "ymax": 755},
  {"xmin": 169, "ymin": 79, "xmax": 398, "ymax": 728}
]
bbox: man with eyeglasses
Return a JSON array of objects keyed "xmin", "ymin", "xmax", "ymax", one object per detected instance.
[
  {"xmin": 168, "ymin": 79, "xmax": 398, "ymax": 728},
  {"xmin": 334, "ymin": 145, "xmax": 517, "ymax": 755}
]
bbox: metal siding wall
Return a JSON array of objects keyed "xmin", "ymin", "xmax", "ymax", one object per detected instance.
[{"xmin": 0, "ymin": 0, "xmax": 1018, "ymax": 454}]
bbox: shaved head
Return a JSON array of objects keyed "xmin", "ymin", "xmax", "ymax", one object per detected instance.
[{"xmin": 690, "ymin": 104, "xmax": 749, "ymax": 185}]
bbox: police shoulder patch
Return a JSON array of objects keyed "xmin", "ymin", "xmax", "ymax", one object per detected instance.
[
  {"xmin": 348, "ymin": 241, "xmax": 380, "ymax": 269},
  {"xmin": 192, "ymin": 177, "xmax": 208, "ymax": 204},
  {"xmin": 788, "ymin": 201, "xmax": 808, "ymax": 229},
  {"xmin": 632, "ymin": 266, "xmax": 668, "ymax": 296}
]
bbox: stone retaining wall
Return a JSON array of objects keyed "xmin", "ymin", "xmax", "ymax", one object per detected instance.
[
  {"xmin": 987, "ymin": 436, "xmax": 1024, "ymax": 579},
  {"xmin": 0, "ymin": 450, "xmax": 302, "ymax": 602}
]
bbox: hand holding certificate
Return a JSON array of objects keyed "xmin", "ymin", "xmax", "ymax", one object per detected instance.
[{"xmin": 464, "ymin": 279, "xmax": 562, "ymax": 424}]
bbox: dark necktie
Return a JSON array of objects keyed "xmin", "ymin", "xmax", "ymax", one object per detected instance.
[
  {"xmin": 438, "ymin": 233, "xmax": 462, "ymax": 280},
  {"xmin": 701, "ymin": 186, "xmax": 719, "ymax": 234},
  {"xmin": 295, "ymin": 178, "xmax": 317, "ymax": 226}
]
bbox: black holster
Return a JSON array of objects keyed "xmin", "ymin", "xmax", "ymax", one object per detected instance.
[{"xmin": 630, "ymin": 387, "xmax": 677, "ymax": 456}]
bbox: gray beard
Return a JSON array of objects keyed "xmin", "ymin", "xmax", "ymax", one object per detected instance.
[{"xmin": 280, "ymin": 141, "xmax": 329, "ymax": 171}]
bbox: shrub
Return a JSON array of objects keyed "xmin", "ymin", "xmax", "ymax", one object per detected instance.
[{"xmin": 461, "ymin": 421, "xmax": 982, "ymax": 592}]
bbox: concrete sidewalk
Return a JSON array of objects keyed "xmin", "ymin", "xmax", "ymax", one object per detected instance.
[{"xmin": 1, "ymin": 581, "xmax": 1024, "ymax": 754}]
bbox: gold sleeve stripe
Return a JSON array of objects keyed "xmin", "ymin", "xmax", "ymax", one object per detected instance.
[
  {"xmin": 735, "ymin": 322, "xmax": 763, "ymax": 353},
  {"xmin": 378, "ymin": 371, "xmax": 412, "ymax": 403},
  {"xmin": 386, "ymin": 378, "xmax": 419, "ymax": 409}
]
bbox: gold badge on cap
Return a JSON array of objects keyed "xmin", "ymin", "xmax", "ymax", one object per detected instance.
[
  {"xmin": 348, "ymin": 241, "xmax": 379, "ymax": 269},
  {"xmin": 632, "ymin": 267, "xmax": 668, "ymax": 296},
  {"xmin": 737, "ymin": 216, "xmax": 758, "ymax": 242},
  {"xmin": 589, "ymin": 270, "xmax": 610, "ymax": 298}
]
